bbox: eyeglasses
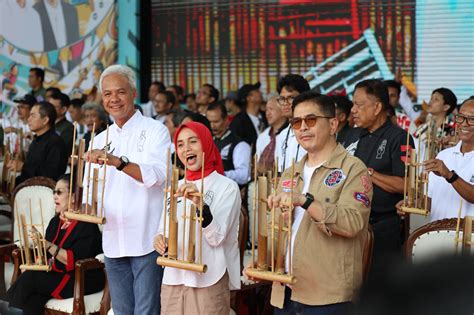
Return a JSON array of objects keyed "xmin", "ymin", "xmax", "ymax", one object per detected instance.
[
  {"xmin": 53, "ymin": 189, "xmax": 69, "ymax": 196},
  {"xmin": 454, "ymin": 114, "xmax": 474, "ymax": 126},
  {"xmin": 289, "ymin": 114, "xmax": 334, "ymax": 130},
  {"xmin": 276, "ymin": 96, "xmax": 295, "ymax": 106}
]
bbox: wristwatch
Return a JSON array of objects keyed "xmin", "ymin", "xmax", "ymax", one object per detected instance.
[
  {"xmin": 117, "ymin": 156, "xmax": 130, "ymax": 171},
  {"xmin": 446, "ymin": 170, "xmax": 459, "ymax": 184},
  {"xmin": 301, "ymin": 193, "xmax": 314, "ymax": 210}
]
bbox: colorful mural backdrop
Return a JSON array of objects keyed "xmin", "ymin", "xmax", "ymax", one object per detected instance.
[
  {"xmin": 150, "ymin": 0, "xmax": 474, "ymax": 102},
  {"xmin": 0, "ymin": 0, "xmax": 118, "ymax": 112}
]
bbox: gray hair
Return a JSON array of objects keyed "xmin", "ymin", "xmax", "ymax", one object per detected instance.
[
  {"xmin": 82, "ymin": 103, "xmax": 108, "ymax": 125},
  {"xmin": 98, "ymin": 64, "xmax": 137, "ymax": 93}
]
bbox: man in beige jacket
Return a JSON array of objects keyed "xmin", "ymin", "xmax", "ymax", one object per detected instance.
[{"xmin": 268, "ymin": 92, "xmax": 372, "ymax": 314}]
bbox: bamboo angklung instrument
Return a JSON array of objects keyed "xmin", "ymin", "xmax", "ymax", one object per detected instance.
[
  {"xmin": 401, "ymin": 123, "xmax": 430, "ymax": 216},
  {"xmin": 64, "ymin": 123, "xmax": 107, "ymax": 224},
  {"xmin": 246, "ymin": 158, "xmax": 296, "ymax": 284},
  {"xmin": 454, "ymin": 200, "xmax": 473, "ymax": 255},
  {"xmin": 16, "ymin": 199, "xmax": 50, "ymax": 272},
  {"xmin": 157, "ymin": 152, "xmax": 207, "ymax": 273}
]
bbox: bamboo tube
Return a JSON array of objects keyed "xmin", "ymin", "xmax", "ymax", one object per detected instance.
[
  {"xmin": 403, "ymin": 129, "xmax": 410, "ymax": 208},
  {"xmin": 198, "ymin": 153, "xmax": 205, "ymax": 265},
  {"xmin": 257, "ymin": 176, "xmax": 268, "ymax": 270},
  {"xmin": 68, "ymin": 123, "xmax": 78, "ymax": 213},
  {"xmin": 288, "ymin": 159, "xmax": 295, "ymax": 273},
  {"xmin": 182, "ymin": 163, "xmax": 187, "ymax": 261},
  {"xmin": 20, "ymin": 214, "xmax": 31, "ymax": 264},
  {"xmin": 399, "ymin": 206, "xmax": 429, "ymax": 216},
  {"xmin": 245, "ymin": 268, "xmax": 296, "ymax": 285},
  {"xmin": 63, "ymin": 212, "xmax": 106, "ymax": 224},
  {"xmin": 163, "ymin": 149, "xmax": 170, "ymax": 244},
  {"xmin": 275, "ymin": 213, "xmax": 286, "ymax": 274},
  {"xmin": 462, "ymin": 216, "xmax": 472, "ymax": 255},
  {"xmin": 20, "ymin": 264, "xmax": 51, "ymax": 272},
  {"xmin": 74, "ymin": 139, "xmax": 86, "ymax": 210},
  {"xmin": 251, "ymin": 155, "xmax": 257, "ymax": 268},
  {"xmin": 271, "ymin": 158, "xmax": 278, "ymax": 272},
  {"xmin": 156, "ymin": 256, "xmax": 207, "ymax": 273},
  {"xmin": 168, "ymin": 168, "xmax": 180, "ymax": 260},
  {"xmin": 409, "ymin": 148, "xmax": 416, "ymax": 207},
  {"xmin": 40, "ymin": 201, "xmax": 47, "ymax": 265},
  {"xmin": 15, "ymin": 205, "xmax": 25, "ymax": 266},
  {"xmin": 100, "ymin": 125, "xmax": 110, "ymax": 218},
  {"xmin": 455, "ymin": 199, "xmax": 464, "ymax": 254},
  {"xmin": 91, "ymin": 168, "xmax": 99, "ymax": 216},
  {"xmin": 84, "ymin": 122, "xmax": 96, "ymax": 215},
  {"xmin": 28, "ymin": 201, "xmax": 39, "ymax": 264},
  {"xmin": 187, "ymin": 204, "xmax": 196, "ymax": 262}
]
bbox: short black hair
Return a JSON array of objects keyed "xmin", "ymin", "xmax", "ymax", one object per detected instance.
[
  {"xmin": 384, "ymin": 80, "xmax": 402, "ymax": 95},
  {"xmin": 277, "ymin": 74, "xmax": 310, "ymax": 94},
  {"xmin": 50, "ymin": 92, "xmax": 71, "ymax": 108},
  {"xmin": 58, "ymin": 173, "xmax": 76, "ymax": 193},
  {"xmin": 207, "ymin": 100, "xmax": 228, "ymax": 120},
  {"xmin": 184, "ymin": 93, "xmax": 196, "ymax": 102},
  {"xmin": 151, "ymin": 81, "xmax": 166, "ymax": 92},
  {"xmin": 45, "ymin": 87, "xmax": 61, "ymax": 97},
  {"xmin": 70, "ymin": 98, "xmax": 85, "ymax": 109},
  {"xmin": 158, "ymin": 90, "xmax": 176, "ymax": 106},
  {"xmin": 165, "ymin": 108, "xmax": 187, "ymax": 127},
  {"xmin": 35, "ymin": 101, "xmax": 57, "ymax": 128},
  {"xmin": 331, "ymin": 95, "xmax": 353, "ymax": 117},
  {"xmin": 354, "ymin": 79, "xmax": 390, "ymax": 110},
  {"xmin": 169, "ymin": 85, "xmax": 184, "ymax": 98},
  {"xmin": 292, "ymin": 92, "xmax": 335, "ymax": 117},
  {"xmin": 203, "ymin": 84, "xmax": 220, "ymax": 102},
  {"xmin": 30, "ymin": 67, "xmax": 45, "ymax": 82},
  {"xmin": 184, "ymin": 112, "xmax": 212, "ymax": 132},
  {"xmin": 432, "ymin": 87, "xmax": 457, "ymax": 115}
]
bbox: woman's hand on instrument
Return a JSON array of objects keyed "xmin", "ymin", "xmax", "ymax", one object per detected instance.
[
  {"xmin": 154, "ymin": 234, "xmax": 168, "ymax": 256},
  {"xmin": 175, "ymin": 182, "xmax": 201, "ymax": 205}
]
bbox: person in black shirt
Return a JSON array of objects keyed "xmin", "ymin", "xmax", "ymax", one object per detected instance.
[
  {"xmin": 332, "ymin": 95, "xmax": 353, "ymax": 146},
  {"xmin": 344, "ymin": 79, "xmax": 414, "ymax": 278},
  {"xmin": 49, "ymin": 92, "xmax": 74, "ymax": 155},
  {"xmin": 13, "ymin": 101, "xmax": 68, "ymax": 186}
]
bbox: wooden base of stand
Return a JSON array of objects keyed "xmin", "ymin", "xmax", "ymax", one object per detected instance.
[
  {"xmin": 400, "ymin": 206, "xmax": 429, "ymax": 216},
  {"xmin": 64, "ymin": 212, "xmax": 106, "ymax": 224},
  {"xmin": 157, "ymin": 256, "xmax": 207, "ymax": 273},
  {"xmin": 20, "ymin": 264, "xmax": 51, "ymax": 272},
  {"xmin": 245, "ymin": 268, "xmax": 296, "ymax": 284}
]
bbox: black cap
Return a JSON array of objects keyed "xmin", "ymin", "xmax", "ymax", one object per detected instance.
[
  {"xmin": 237, "ymin": 82, "xmax": 261, "ymax": 106},
  {"xmin": 14, "ymin": 94, "xmax": 37, "ymax": 107}
]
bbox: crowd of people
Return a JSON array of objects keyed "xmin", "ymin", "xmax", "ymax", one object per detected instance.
[{"xmin": 0, "ymin": 64, "xmax": 473, "ymax": 314}]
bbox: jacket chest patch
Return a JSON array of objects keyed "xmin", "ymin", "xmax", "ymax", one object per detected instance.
[
  {"xmin": 324, "ymin": 169, "xmax": 345, "ymax": 188},
  {"xmin": 282, "ymin": 179, "xmax": 297, "ymax": 192}
]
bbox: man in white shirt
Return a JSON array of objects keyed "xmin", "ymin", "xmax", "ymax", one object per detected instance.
[
  {"xmin": 207, "ymin": 102, "xmax": 251, "ymax": 186},
  {"xmin": 423, "ymin": 97, "xmax": 474, "ymax": 221},
  {"xmin": 141, "ymin": 81, "xmax": 165, "ymax": 117},
  {"xmin": 274, "ymin": 74, "xmax": 310, "ymax": 173},
  {"xmin": 85, "ymin": 65, "xmax": 170, "ymax": 314}
]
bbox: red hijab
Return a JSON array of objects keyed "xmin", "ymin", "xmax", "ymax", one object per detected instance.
[{"xmin": 173, "ymin": 121, "xmax": 224, "ymax": 180}]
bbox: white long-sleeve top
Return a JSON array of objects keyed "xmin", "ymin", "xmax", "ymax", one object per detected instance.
[
  {"xmin": 158, "ymin": 171, "xmax": 241, "ymax": 290},
  {"xmin": 83, "ymin": 111, "xmax": 171, "ymax": 258}
]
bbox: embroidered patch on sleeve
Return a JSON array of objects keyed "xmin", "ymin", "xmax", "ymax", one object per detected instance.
[
  {"xmin": 353, "ymin": 192, "xmax": 370, "ymax": 207},
  {"xmin": 324, "ymin": 169, "xmax": 346, "ymax": 188},
  {"xmin": 360, "ymin": 175, "xmax": 372, "ymax": 193}
]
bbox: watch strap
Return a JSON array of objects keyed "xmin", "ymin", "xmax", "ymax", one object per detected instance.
[
  {"xmin": 302, "ymin": 193, "xmax": 314, "ymax": 210},
  {"xmin": 446, "ymin": 170, "xmax": 459, "ymax": 184},
  {"xmin": 117, "ymin": 156, "xmax": 128, "ymax": 171}
]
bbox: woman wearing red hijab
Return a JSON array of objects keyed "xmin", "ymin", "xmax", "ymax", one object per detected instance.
[{"xmin": 154, "ymin": 121, "xmax": 241, "ymax": 314}]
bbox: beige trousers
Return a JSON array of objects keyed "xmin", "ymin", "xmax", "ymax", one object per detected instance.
[{"xmin": 161, "ymin": 272, "xmax": 230, "ymax": 315}]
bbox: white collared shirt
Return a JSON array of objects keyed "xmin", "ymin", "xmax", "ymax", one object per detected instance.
[
  {"xmin": 45, "ymin": 0, "xmax": 66, "ymax": 48},
  {"xmin": 256, "ymin": 126, "xmax": 271, "ymax": 157},
  {"xmin": 140, "ymin": 101, "xmax": 157, "ymax": 118},
  {"xmin": 428, "ymin": 141, "xmax": 474, "ymax": 222},
  {"xmin": 158, "ymin": 171, "xmax": 241, "ymax": 290},
  {"xmin": 83, "ymin": 111, "xmax": 171, "ymax": 258},
  {"xmin": 275, "ymin": 124, "xmax": 306, "ymax": 173},
  {"xmin": 225, "ymin": 141, "xmax": 251, "ymax": 185}
]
